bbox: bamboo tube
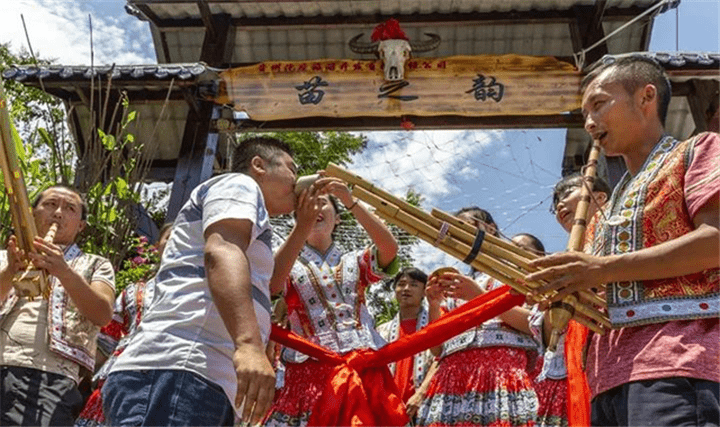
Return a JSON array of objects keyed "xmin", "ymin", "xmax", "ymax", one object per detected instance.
[
  {"xmin": 353, "ymin": 186, "xmax": 536, "ymax": 292},
  {"xmin": 432, "ymin": 207, "xmax": 607, "ymax": 309},
  {"xmin": 372, "ymin": 207, "xmax": 606, "ymax": 334},
  {"xmin": 354, "ymin": 186, "xmax": 610, "ymax": 331},
  {"xmin": 13, "ymin": 223, "xmax": 56, "ymax": 299},
  {"xmin": 432, "ymin": 208, "xmax": 538, "ymax": 263},
  {"xmin": 327, "ymin": 162, "xmax": 609, "ymax": 334},
  {"xmin": 546, "ymin": 143, "xmax": 604, "ymax": 351},
  {"xmin": 0, "ymin": 76, "xmax": 49, "ymax": 299},
  {"xmin": 0, "ymin": 80, "xmax": 38, "ymax": 254}
]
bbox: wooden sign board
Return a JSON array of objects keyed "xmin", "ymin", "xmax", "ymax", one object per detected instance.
[{"xmin": 216, "ymin": 55, "xmax": 582, "ymax": 121}]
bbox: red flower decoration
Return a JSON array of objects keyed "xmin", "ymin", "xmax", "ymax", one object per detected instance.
[
  {"xmin": 371, "ymin": 18, "xmax": 408, "ymax": 42},
  {"xmin": 400, "ymin": 116, "xmax": 415, "ymax": 131}
]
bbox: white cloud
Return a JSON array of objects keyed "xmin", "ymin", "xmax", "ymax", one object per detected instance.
[
  {"xmin": 349, "ymin": 129, "xmax": 501, "ymax": 207},
  {"xmin": 410, "ymin": 240, "xmax": 467, "ymax": 276},
  {"xmin": 0, "ymin": 0, "xmax": 154, "ymax": 65}
]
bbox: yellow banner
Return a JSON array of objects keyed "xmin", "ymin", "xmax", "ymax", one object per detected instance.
[{"xmin": 216, "ymin": 55, "xmax": 582, "ymax": 120}]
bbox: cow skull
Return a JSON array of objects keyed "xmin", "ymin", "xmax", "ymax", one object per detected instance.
[
  {"xmin": 349, "ymin": 33, "xmax": 441, "ymax": 82},
  {"xmin": 378, "ymin": 39, "xmax": 411, "ymax": 81}
]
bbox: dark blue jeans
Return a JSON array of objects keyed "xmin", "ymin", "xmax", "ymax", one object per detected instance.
[
  {"xmin": 103, "ymin": 369, "xmax": 235, "ymax": 426},
  {"xmin": 591, "ymin": 377, "xmax": 720, "ymax": 426}
]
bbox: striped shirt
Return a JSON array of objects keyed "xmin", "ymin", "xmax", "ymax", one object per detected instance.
[{"xmin": 109, "ymin": 173, "xmax": 274, "ymax": 412}]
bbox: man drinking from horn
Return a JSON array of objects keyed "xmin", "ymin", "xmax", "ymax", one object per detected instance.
[{"xmin": 0, "ymin": 185, "xmax": 116, "ymax": 426}]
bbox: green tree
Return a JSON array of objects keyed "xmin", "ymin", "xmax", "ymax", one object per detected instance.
[
  {"xmin": 0, "ymin": 43, "xmax": 160, "ymax": 289},
  {"xmin": 0, "ymin": 43, "xmax": 75, "ymax": 243}
]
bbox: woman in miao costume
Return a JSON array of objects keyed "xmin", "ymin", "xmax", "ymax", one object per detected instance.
[
  {"xmin": 526, "ymin": 175, "xmax": 610, "ymax": 427},
  {"xmin": 262, "ymin": 176, "xmax": 399, "ymax": 427},
  {"xmin": 416, "ymin": 207, "xmax": 539, "ymax": 427}
]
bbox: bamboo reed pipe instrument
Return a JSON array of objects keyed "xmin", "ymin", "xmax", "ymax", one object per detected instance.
[
  {"xmin": 14, "ymin": 223, "xmax": 57, "ymax": 299},
  {"xmin": 325, "ymin": 162, "xmax": 610, "ymax": 335},
  {"xmin": 545, "ymin": 143, "xmax": 605, "ymax": 352},
  {"xmin": 0, "ymin": 77, "xmax": 50, "ymax": 299}
]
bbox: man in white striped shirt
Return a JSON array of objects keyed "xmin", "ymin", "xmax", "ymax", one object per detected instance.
[{"xmin": 104, "ymin": 136, "xmax": 299, "ymax": 426}]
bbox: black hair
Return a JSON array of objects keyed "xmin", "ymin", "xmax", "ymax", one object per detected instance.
[
  {"xmin": 392, "ymin": 267, "xmax": 428, "ymax": 288},
  {"xmin": 511, "ymin": 233, "xmax": 546, "ymax": 255},
  {"xmin": 232, "ymin": 136, "xmax": 294, "ymax": 174},
  {"xmin": 32, "ymin": 185, "xmax": 88, "ymax": 221},
  {"xmin": 454, "ymin": 206, "xmax": 499, "ymax": 236},
  {"xmin": 551, "ymin": 173, "xmax": 612, "ymax": 214},
  {"xmin": 582, "ymin": 55, "xmax": 671, "ymax": 125}
]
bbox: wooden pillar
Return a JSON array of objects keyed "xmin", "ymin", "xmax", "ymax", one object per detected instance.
[
  {"xmin": 166, "ymin": 13, "xmax": 232, "ymax": 220},
  {"xmin": 687, "ymin": 79, "xmax": 720, "ymax": 135},
  {"xmin": 166, "ymin": 104, "xmax": 220, "ymax": 220}
]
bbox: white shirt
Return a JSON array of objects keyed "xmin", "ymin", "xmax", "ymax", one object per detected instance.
[{"xmin": 109, "ymin": 173, "xmax": 274, "ymax": 413}]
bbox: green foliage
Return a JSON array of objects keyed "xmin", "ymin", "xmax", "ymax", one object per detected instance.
[
  {"xmin": 114, "ymin": 235, "xmax": 161, "ymax": 293},
  {"xmin": 76, "ymin": 94, "xmax": 151, "ymax": 267},
  {"xmin": 238, "ymin": 131, "xmax": 368, "ymax": 175},
  {"xmin": 0, "ymin": 44, "xmax": 75, "ymax": 243},
  {"xmin": 373, "ymin": 298, "xmax": 399, "ymax": 327},
  {"xmin": 0, "ymin": 44, "xmax": 160, "ymax": 289}
]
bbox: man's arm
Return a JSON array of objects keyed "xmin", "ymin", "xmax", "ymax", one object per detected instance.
[
  {"xmin": 29, "ymin": 237, "xmax": 114, "ymax": 326},
  {"xmin": 269, "ymin": 188, "xmax": 321, "ymax": 295},
  {"xmin": 406, "ymin": 360, "xmax": 438, "ymax": 418},
  {"xmin": 528, "ymin": 196, "xmax": 720, "ymax": 301},
  {"xmin": 204, "ymin": 218, "xmax": 275, "ymax": 425},
  {"xmin": 425, "ymin": 277, "xmax": 445, "ymax": 357}
]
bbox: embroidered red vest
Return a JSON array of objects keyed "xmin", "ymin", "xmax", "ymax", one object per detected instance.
[{"xmin": 590, "ymin": 135, "xmax": 719, "ymax": 327}]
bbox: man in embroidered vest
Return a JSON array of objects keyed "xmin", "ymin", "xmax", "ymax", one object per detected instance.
[
  {"xmin": 0, "ymin": 185, "xmax": 116, "ymax": 426},
  {"xmin": 103, "ymin": 136, "xmax": 299, "ymax": 426},
  {"xmin": 377, "ymin": 267, "xmax": 434, "ymax": 416},
  {"xmin": 528, "ymin": 56, "xmax": 719, "ymax": 426}
]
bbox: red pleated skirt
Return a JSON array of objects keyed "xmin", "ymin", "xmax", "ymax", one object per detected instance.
[
  {"xmin": 262, "ymin": 359, "xmax": 333, "ymax": 427},
  {"xmin": 416, "ymin": 346, "xmax": 538, "ymax": 427},
  {"xmin": 534, "ymin": 377, "xmax": 568, "ymax": 427}
]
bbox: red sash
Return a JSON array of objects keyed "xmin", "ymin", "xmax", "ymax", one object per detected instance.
[{"xmin": 271, "ymin": 285, "xmax": 525, "ymax": 426}]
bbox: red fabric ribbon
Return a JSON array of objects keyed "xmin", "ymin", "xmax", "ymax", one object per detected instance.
[
  {"xmin": 565, "ymin": 320, "xmax": 591, "ymax": 426},
  {"xmin": 270, "ymin": 286, "xmax": 526, "ymax": 426}
]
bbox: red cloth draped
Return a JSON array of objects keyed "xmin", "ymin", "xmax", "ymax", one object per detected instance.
[
  {"xmin": 270, "ymin": 285, "xmax": 525, "ymax": 426},
  {"xmin": 565, "ymin": 320, "xmax": 591, "ymax": 426},
  {"xmin": 394, "ymin": 319, "xmax": 417, "ymax": 401}
]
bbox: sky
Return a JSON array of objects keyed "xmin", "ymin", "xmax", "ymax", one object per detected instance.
[{"xmin": 0, "ymin": 0, "xmax": 718, "ymax": 273}]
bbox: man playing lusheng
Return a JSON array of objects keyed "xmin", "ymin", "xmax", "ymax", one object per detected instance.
[
  {"xmin": 103, "ymin": 136, "xmax": 299, "ymax": 426},
  {"xmin": 0, "ymin": 185, "xmax": 116, "ymax": 426},
  {"xmin": 527, "ymin": 56, "xmax": 719, "ymax": 426}
]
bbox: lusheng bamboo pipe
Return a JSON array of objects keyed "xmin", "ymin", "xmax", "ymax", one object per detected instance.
[
  {"xmin": 358, "ymin": 188, "xmax": 607, "ymax": 335},
  {"xmin": 546, "ymin": 143, "xmax": 604, "ymax": 352},
  {"xmin": 0, "ymin": 78, "xmax": 38, "ymax": 254},
  {"xmin": 431, "ymin": 207, "xmax": 606, "ymax": 309},
  {"xmin": 326, "ymin": 163, "xmax": 610, "ymax": 334},
  {"xmin": 0, "ymin": 76, "xmax": 50, "ymax": 299},
  {"xmin": 14, "ymin": 222, "xmax": 56, "ymax": 299}
]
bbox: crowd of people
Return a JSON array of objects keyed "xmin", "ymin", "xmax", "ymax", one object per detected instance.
[{"xmin": 0, "ymin": 56, "xmax": 717, "ymax": 426}]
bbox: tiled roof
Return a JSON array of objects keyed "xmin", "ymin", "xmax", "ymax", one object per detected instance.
[
  {"xmin": 596, "ymin": 51, "xmax": 720, "ymax": 68},
  {"xmin": 2, "ymin": 63, "xmax": 214, "ymax": 82}
]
